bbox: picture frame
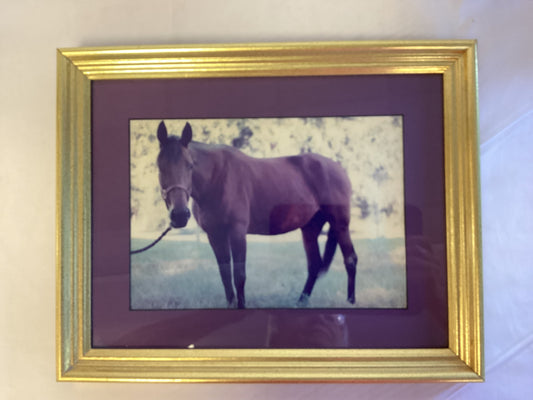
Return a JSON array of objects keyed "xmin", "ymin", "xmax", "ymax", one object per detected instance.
[{"xmin": 56, "ymin": 41, "xmax": 483, "ymax": 382}]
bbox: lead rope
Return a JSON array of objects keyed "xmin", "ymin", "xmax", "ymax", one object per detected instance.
[{"xmin": 130, "ymin": 225, "xmax": 172, "ymax": 255}]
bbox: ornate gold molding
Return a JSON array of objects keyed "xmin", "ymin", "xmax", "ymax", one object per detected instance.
[{"xmin": 57, "ymin": 41, "xmax": 482, "ymax": 382}]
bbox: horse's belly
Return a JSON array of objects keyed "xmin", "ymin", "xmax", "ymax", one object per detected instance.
[{"xmin": 249, "ymin": 203, "xmax": 318, "ymax": 235}]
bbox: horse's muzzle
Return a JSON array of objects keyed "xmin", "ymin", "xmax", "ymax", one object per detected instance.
[{"xmin": 170, "ymin": 207, "xmax": 191, "ymax": 228}]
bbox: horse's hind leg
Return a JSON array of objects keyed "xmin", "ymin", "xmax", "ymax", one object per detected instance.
[
  {"xmin": 298, "ymin": 213, "xmax": 326, "ymax": 305},
  {"xmin": 335, "ymin": 226, "xmax": 357, "ymax": 304}
]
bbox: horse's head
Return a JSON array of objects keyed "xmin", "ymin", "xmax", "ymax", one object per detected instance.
[{"xmin": 156, "ymin": 121, "xmax": 194, "ymax": 228}]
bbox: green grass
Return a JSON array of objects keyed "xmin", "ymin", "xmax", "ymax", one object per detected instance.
[{"xmin": 130, "ymin": 237, "xmax": 406, "ymax": 309}]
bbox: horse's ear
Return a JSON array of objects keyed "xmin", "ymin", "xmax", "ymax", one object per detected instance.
[
  {"xmin": 181, "ymin": 122, "xmax": 193, "ymax": 148},
  {"xmin": 157, "ymin": 121, "xmax": 168, "ymax": 147}
]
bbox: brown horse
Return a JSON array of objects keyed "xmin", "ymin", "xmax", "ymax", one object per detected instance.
[{"xmin": 156, "ymin": 121, "xmax": 357, "ymax": 309}]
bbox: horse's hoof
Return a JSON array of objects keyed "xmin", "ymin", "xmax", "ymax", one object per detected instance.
[
  {"xmin": 227, "ymin": 298, "xmax": 238, "ymax": 309},
  {"xmin": 297, "ymin": 294, "xmax": 310, "ymax": 308},
  {"xmin": 347, "ymin": 295, "xmax": 355, "ymax": 304}
]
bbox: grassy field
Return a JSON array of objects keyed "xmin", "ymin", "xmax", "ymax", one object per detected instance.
[{"xmin": 130, "ymin": 236, "xmax": 406, "ymax": 310}]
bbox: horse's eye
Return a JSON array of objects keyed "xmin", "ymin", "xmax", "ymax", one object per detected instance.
[{"xmin": 187, "ymin": 163, "xmax": 194, "ymax": 171}]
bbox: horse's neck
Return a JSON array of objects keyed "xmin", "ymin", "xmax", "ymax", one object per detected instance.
[{"xmin": 189, "ymin": 142, "xmax": 222, "ymax": 201}]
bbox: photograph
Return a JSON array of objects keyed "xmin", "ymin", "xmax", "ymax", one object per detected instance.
[{"xmin": 130, "ymin": 116, "xmax": 407, "ymax": 310}]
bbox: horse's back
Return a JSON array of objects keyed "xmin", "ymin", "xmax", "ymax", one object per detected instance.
[
  {"xmin": 286, "ymin": 153, "xmax": 352, "ymax": 207},
  {"xmin": 243, "ymin": 151, "xmax": 351, "ymax": 207}
]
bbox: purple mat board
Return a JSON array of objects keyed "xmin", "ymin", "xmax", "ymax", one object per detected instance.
[{"xmin": 91, "ymin": 75, "xmax": 448, "ymax": 349}]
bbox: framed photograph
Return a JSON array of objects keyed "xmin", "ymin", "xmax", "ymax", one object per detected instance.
[{"xmin": 57, "ymin": 41, "xmax": 483, "ymax": 382}]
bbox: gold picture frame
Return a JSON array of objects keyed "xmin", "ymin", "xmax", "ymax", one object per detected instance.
[{"xmin": 57, "ymin": 41, "xmax": 483, "ymax": 382}]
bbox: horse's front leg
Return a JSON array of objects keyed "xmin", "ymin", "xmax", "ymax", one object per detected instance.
[
  {"xmin": 207, "ymin": 231, "xmax": 235, "ymax": 308},
  {"xmin": 230, "ymin": 228, "xmax": 247, "ymax": 309}
]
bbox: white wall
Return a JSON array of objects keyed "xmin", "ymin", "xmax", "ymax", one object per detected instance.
[{"xmin": 1, "ymin": 1, "xmax": 532, "ymax": 398}]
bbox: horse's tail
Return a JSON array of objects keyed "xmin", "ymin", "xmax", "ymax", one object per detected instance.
[{"xmin": 319, "ymin": 228, "xmax": 337, "ymax": 276}]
